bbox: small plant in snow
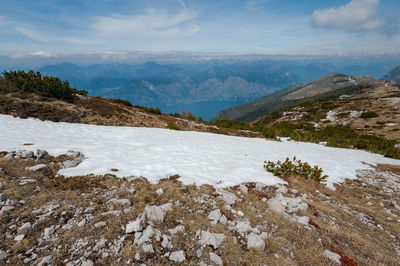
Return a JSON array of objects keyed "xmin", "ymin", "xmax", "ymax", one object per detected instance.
[{"xmin": 264, "ymin": 157, "xmax": 327, "ymax": 183}]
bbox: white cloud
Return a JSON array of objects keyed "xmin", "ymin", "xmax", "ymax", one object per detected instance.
[
  {"xmin": 312, "ymin": 0, "xmax": 381, "ymax": 30},
  {"xmin": 90, "ymin": 8, "xmax": 199, "ymax": 38}
]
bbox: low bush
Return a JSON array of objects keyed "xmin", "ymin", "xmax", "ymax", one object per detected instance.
[
  {"xmin": 2, "ymin": 70, "xmax": 87, "ymax": 102},
  {"xmin": 264, "ymin": 157, "xmax": 327, "ymax": 183},
  {"xmin": 360, "ymin": 111, "xmax": 378, "ymax": 118},
  {"xmin": 167, "ymin": 122, "xmax": 179, "ymax": 130}
]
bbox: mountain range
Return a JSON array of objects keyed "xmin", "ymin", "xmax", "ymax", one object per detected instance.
[{"xmin": 30, "ymin": 60, "xmax": 397, "ymax": 120}]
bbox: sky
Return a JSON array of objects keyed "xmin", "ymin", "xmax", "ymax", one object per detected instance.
[{"xmin": 0, "ymin": 0, "xmax": 399, "ymax": 56}]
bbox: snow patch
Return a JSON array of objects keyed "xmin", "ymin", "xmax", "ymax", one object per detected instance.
[{"xmin": 0, "ymin": 115, "xmax": 399, "ymax": 189}]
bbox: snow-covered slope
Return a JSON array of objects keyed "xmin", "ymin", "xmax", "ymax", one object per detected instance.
[{"xmin": 1, "ymin": 115, "xmax": 399, "ymax": 189}]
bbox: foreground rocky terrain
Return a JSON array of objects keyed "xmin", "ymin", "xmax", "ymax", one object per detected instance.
[{"xmin": 1, "ymin": 149, "xmax": 399, "ymax": 265}]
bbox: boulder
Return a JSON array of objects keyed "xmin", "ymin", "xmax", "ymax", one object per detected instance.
[
  {"xmin": 169, "ymin": 250, "xmax": 186, "ymax": 263},
  {"xmin": 126, "ymin": 213, "xmax": 146, "ymax": 233},
  {"xmin": 145, "ymin": 205, "xmax": 167, "ymax": 223},
  {"xmin": 208, "ymin": 209, "xmax": 222, "ymax": 223},
  {"xmin": 323, "ymin": 250, "xmax": 341, "ymax": 265},
  {"xmin": 26, "ymin": 164, "xmax": 47, "ymax": 172},
  {"xmin": 198, "ymin": 230, "xmax": 225, "ymax": 249},
  {"xmin": 209, "ymin": 252, "xmax": 223, "ymax": 265},
  {"xmin": 36, "ymin": 150, "xmax": 50, "ymax": 160},
  {"xmin": 247, "ymin": 233, "xmax": 265, "ymax": 251},
  {"xmin": 17, "ymin": 222, "xmax": 32, "ymax": 234}
]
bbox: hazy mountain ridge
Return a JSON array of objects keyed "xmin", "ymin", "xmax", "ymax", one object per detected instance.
[
  {"xmin": 383, "ymin": 66, "xmax": 400, "ymax": 84},
  {"xmin": 9, "ymin": 59, "xmax": 395, "ymax": 120},
  {"xmin": 212, "ymin": 73, "xmax": 376, "ymax": 122}
]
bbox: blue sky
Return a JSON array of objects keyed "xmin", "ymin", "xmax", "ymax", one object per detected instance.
[{"xmin": 0, "ymin": 0, "xmax": 399, "ymax": 56}]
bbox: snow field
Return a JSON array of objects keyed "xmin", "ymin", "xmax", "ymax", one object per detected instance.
[{"xmin": 1, "ymin": 115, "xmax": 399, "ymax": 189}]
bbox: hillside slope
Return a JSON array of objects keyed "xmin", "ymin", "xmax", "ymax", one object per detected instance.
[
  {"xmin": 213, "ymin": 73, "xmax": 375, "ymax": 122},
  {"xmin": 383, "ymin": 66, "xmax": 400, "ymax": 84},
  {"xmin": 0, "ymin": 78, "xmax": 260, "ymax": 138}
]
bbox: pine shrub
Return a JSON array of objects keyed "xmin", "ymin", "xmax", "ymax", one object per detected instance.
[{"xmin": 264, "ymin": 157, "xmax": 328, "ymax": 183}]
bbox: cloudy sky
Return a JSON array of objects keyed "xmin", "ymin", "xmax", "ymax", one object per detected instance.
[{"xmin": 0, "ymin": 0, "xmax": 399, "ymax": 56}]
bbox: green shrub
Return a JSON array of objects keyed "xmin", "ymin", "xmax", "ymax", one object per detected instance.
[
  {"xmin": 264, "ymin": 157, "xmax": 327, "ymax": 183},
  {"xmin": 107, "ymin": 98, "xmax": 133, "ymax": 107},
  {"xmin": 167, "ymin": 122, "xmax": 179, "ymax": 130},
  {"xmin": 3, "ymin": 70, "xmax": 87, "ymax": 102},
  {"xmin": 214, "ymin": 119, "xmax": 250, "ymax": 130},
  {"xmin": 262, "ymin": 127, "xmax": 276, "ymax": 138},
  {"xmin": 134, "ymin": 105, "xmax": 161, "ymax": 115},
  {"xmin": 360, "ymin": 111, "xmax": 378, "ymax": 118}
]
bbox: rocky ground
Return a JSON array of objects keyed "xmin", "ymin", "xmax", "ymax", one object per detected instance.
[
  {"xmin": 264, "ymin": 81, "xmax": 400, "ymax": 142},
  {"xmin": 1, "ymin": 149, "xmax": 399, "ymax": 265}
]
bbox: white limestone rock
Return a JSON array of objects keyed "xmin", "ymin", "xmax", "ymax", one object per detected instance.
[
  {"xmin": 323, "ymin": 250, "xmax": 341, "ymax": 265},
  {"xmin": 268, "ymin": 193, "xmax": 308, "ymax": 214},
  {"xmin": 169, "ymin": 250, "xmax": 186, "ymax": 263},
  {"xmin": 17, "ymin": 222, "xmax": 32, "ymax": 234},
  {"xmin": 198, "ymin": 230, "xmax": 225, "ymax": 249},
  {"xmin": 26, "ymin": 164, "xmax": 47, "ymax": 172},
  {"xmin": 236, "ymin": 221, "xmax": 252, "ymax": 235},
  {"xmin": 142, "ymin": 244, "xmax": 154, "ymax": 253},
  {"xmin": 209, "ymin": 252, "xmax": 223, "ymax": 265},
  {"xmin": 126, "ymin": 213, "xmax": 146, "ymax": 233},
  {"xmin": 168, "ymin": 225, "xmax": 185, "ymax": 235},
  {"xmin": 247, "ymin": 233, "xmax": 265, "ymax": 251}
]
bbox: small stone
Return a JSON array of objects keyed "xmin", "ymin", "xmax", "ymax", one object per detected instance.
[
  {"xmin": 0, "ymin": 250, "xmax": 10, "ymax": 261},
  {"xmin": 209, "ymin": 252, "xmax": 223, "ymax": 266},
  {"xmin": 19, "ymin": 179, "xmax": 37, "ymax": 186},
  {"xmin": 142, "ymin": 244, "xmax": 154, "ymax": 253},
  {"xmin": 61, "ymin": 159, "xmax": 82, "ymax": 169},
  {"xmin": 84, "ymin": 207, "xmax": 96, "ymax": 213},
  {"xmin": 94, "ymin": 221, "xmax": 106, "ymax": 228},
  {"xmin": 237, "ymin": 210, "xmax": 244, "ymax": 217},
  {"xmin": 108, "ymin": 198, "xmax": 131, "ymax": 206},
  {"xmin": 37, "ymin": 255, "xmax": 52, "ymax": 266},
  {"xmin": 0, "ymin": 193, "xmax": 6, "ymax": 202},
  {"xmin": 247, "ymin": 233, "xmax": 265, "ymax": 251},
  {"xmin": 161, "ymin": 234, "xmax": 172, "ymax": 249},
  {"xmin": 138, "ymin": 226, "xmax": 155, "ymax": 245},
  {"xmin": 135, "ymin": 253, "xmax": 141, "ymax": 261},
  {"xmin": 196, "ymin": 249, "xmax": 203, "ymax": 258},
  {"xmin": 236, "ymin": 221, "xmax": 252, "ymax": 234},
  {"xmin": 156, "ymin": 188, "xmax": 164, "ymax": 195},
  {"xmin": 0, "ymin": 182, "xmax": 7, "ymax": 190},
  {"xmin": 14, "ymin": 234, "xmax": 25, "ymax": 241},
  {"xmin": 145, "ymin": 205, "xmax": 167, "ymax": 223},
  {"xmin": 17, "ymin": 222, "xmax": 32, "ymax": 234},
  {"xmin": 323, "ymin": 250, "xmax": 341, "ymax": 265},
  {"xmin": 44, "ymin": 227, "xmax": 55, "ymax": 237},
  {"xmin": 101, "ymin": 210, "xmax": 122, "ymax": 216},
  {"xmin": 20, "ymin": 150, "xmax": 34, "ymax": 159},
  {"xmin": 217, "ymin": 189, "xmax": 239, "ymax": 205},
  {"xmin": 0, "ymin": 205, "xmax": 15, "ymax": 215},
  {"xmin": 0, "ymin": 168, "xmax": 3, "ymax": 175},
  {"xmin": 81, "ymin": 259, "xmax": 94, "ymax": 266},
  {"xmin": 219, "ymin": 215, "xmax": 228, "ymax": 225},
  {"xmin": 77, "ymin": 219, "xmax": 87, "ymax": 227},
  {"xmin": 93, "ymin": 238, "xmax": 107, "ymax": 251},
  {"xmin": 126, "ymin": 213, "xmax": 146, "ymax": 233},
  {"xmin": 26, "ymin": 164, "xmax": 47, "ymax": 172},
  {"xmin": 198, "ymin": 230, "xmax": 225, "ymax": 249},
  {"xmin": 168, "ymin": 225, "xmax": 185, "ymax": 235},
  {"xmin": 169, "ymin": 250, "xmax": 186, "ymax": 263},
  {"xmin": 36, "ymin": 150, "xmax": 50, "ymax": 160},
  {"xmin": 208, "ymin": 209, "xmax": 222, "ymax": 222}
]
